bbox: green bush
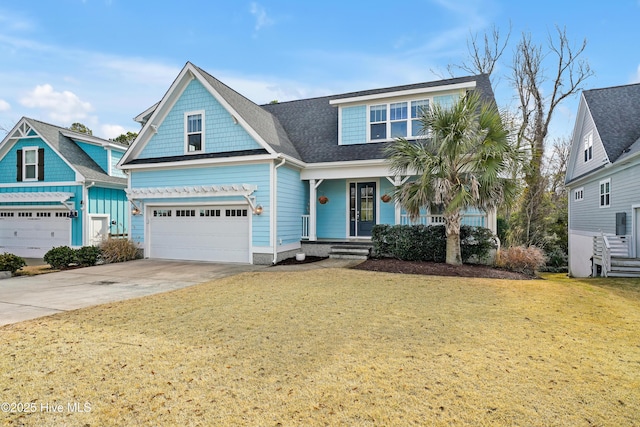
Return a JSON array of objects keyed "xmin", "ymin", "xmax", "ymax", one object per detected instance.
[
  {"xmin": 372, "ymin": 224, "xmax": 497, "ymax": 264},
  {"xmin": 44, "ymin": 246, "xmax": 77, "ymax": 270},
  {"xmin": 0, "ymin": 252, "xmax": 26, "ymax": 274},
  {"xmin": 75, "ymin": 245, "xmax": 101, "ymax": 267},
  {"xmin": 100, "ymin": 238, "xmax": 140, "ymax": 263}
]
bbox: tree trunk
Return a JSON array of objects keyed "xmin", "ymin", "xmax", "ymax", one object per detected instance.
[{"xmin": 446, "ymin": 231, "xmax": 462, "ymax": 265}]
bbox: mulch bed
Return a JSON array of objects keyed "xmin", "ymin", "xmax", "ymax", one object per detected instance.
[
  {"xmin": 276, "ymin": 255, "xmax": 328, "ymax": 265},
  {"xmin": 353, "ymin": 258, "xmax": 537, "ymax": 280}
]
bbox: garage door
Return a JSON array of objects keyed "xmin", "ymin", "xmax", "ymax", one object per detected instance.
[
  {"xmin": 0, "ymin": 210, "xmax": 71, "ymax": 258},
  {"xmin": 149, "ymin": 205, "xmax": 250, "ymax": 263}
]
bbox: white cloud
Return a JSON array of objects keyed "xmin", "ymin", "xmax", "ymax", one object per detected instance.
[
  {"xmin": 100, "ymin": 124, "xmax": 129, "ymax": 139},
  {"xmin": 0, "ymin": 99, "xmax": 10, "ymax": 112},
  {"xmin": 19, "ymin": 84, "xmax": 93, "ymax": 123},
  {"xmin": 250, "ymin": 2, "xmax": 274, "ymax": 31}
]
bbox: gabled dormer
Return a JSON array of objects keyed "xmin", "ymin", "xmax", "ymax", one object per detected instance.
[
  {"xmin": 330, "ymin": 80, "xmax": 476, "ymax": 145},
  {"xmin": 60, "ymin": 130, "xmax": 128, "ymax": 178}
]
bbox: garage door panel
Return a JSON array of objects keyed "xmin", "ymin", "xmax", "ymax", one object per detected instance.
[
  {"xmin": 0, "ymin": 211, "xmax": 71, "ymax": 258},
  {"xmin": 149, "ymin": 206, "xmax": 250, "ymax": 263}
]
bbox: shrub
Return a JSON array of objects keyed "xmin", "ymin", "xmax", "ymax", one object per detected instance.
[
  {"xmin": 75, "ymin": 245, "xmax": 102, "ymax": 267},
  {"xmin": 0, "ymin": 252, "xmax": 26, "ymax": 274},
  {"xmin": 100, "ymin": 238, "xmax": 140, "ymax": 263},
  {"xmin": 44, "ymin": 246, "xmax": 77, "ymax": 270},
  {"xmin": 372, "ymin": 224, "xmax": 497, "ymax": 264},
  {"xmin": 495, "ymin": 245, "xmax": 546, "ymax": 275}
]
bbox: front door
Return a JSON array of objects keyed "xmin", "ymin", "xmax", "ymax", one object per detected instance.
[{"xmin": 349, "ymin": 182, "xmax": 376, "ymax": 237}]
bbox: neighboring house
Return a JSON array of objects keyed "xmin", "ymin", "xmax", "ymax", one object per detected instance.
[
  {"xmin": 118, "ymin": 62, "xmax": 498, "ymax": 265},
  {"xmin": 566, "ymin": 82, "xmax": 640, "ymax": 277},
  {"xmin": 0, "ymin": 117, "xmax": 128, "ymax": 257}
]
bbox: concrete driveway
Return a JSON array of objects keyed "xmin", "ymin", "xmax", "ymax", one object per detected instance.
[{"xmin": 0, "ymin": 259, "xmax": 265, "ymax": 326}]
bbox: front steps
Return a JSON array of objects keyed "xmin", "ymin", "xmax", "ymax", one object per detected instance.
[
  {"xmin": 607, "ymin": 257, "xmax": 640, "ymax": 277},
  {"xmin": 329, "ymin": 244, "xmax": 372, "ymax": 260}
]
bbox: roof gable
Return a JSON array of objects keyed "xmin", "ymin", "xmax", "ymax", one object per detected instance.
[
  {"xmin": 120, "ymin": 62, "xmax": 301, "ymax": 167},
  {"xmin": 583, "ymin": 82, "xmax": 640, "ymax": 163},
  {"xmin": 0, "ymin": 117, "xmax": 126, "ymax": 186}
]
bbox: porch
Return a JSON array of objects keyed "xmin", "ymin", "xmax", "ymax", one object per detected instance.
[{"xmin": 592, "ymin": 234, "xmax": 640, "ymax": 277}]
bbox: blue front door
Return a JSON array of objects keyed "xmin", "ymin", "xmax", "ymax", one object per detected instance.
[{"xmin": 349, "ymin": 182, "xmax": 376, "ymax": 237}]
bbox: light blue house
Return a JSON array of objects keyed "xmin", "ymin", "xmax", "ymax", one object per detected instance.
[
  {"xmin": 119, "ymin": 62, "xmax": 496, "ymax": 264},
  {"xmin": 0, "ymin": 117, "xmax": 128, "ymax": 257}
]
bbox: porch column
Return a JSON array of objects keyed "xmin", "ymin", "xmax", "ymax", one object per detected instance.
[
  {"xmin": 393, "ymin": 176, "xmax": 402, "ymax": 225},
  {"xmin": 309, "ymin": 179, "xmax": 317, "ymax": 241},
  {"xmin": 308, "ymin": 179, "xmax": 324, "ymax": 241}
]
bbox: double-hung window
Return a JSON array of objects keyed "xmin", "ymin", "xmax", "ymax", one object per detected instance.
[
  {"xmin": 584, "ymin": 132, "xmax": 593, "ymax": 162},
  {"xmin": 369, "ymin": 99, "xmax": 430, "ymax": 141},
  {"xmin": 23, "ymin": 148, "xmax": 38, "ymax": 180},
  {"xmin": 185, "ymin": 111, "xmax": 204, "ymax": 153},
  {"xmin": 599, "ymin": 179, "xmax": 610, "ymax": 208}
]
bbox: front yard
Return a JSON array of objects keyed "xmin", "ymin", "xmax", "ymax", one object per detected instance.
[{"xmin": 1, "ymin": 269, "xmax": 638, "ymax": 426}]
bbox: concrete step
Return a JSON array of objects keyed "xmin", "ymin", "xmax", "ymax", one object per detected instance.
[
  {"xmin": 329, "ymin": 253, "xmax": 369, "ymax": 260},
  {"xmin": 328, "ymin": 245, "xmax": 371, "ymax": 260}
]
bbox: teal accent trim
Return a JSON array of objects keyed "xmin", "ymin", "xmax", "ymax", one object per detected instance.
[
  {"xmin": 139, "ymin": 79, "xmax": 262, "ymax": 159},
  {"xmin": 0, "ymin": 138, "xmax": 75, "ymax": 182},
  {"xmin": 341, "ymin": 105, "xmax": 367, "ymax": 145},
  {"xmin": 75, "ymin": 141, "xmax": 108, "ymax": 172}
]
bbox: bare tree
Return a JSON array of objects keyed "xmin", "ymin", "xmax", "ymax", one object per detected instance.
[
  {"xmin": 511, "ymin": 26, "xmax": 593, "ymax": 246},
  {"xmin": 448, "ymin": 23, "xmax": 511, "ymax": 79}
]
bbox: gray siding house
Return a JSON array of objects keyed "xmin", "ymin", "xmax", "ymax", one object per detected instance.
[{"xmin": 566, "ymin": 82, "xmax": 640, "ymax": 277}]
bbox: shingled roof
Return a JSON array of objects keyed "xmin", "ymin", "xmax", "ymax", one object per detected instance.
[
  {"xmin": 583, "ymin": 83, "xmax": 640, "ymax": 163},
  {"xmin": 24, "ymin": 118, "xmax": 127, "ymax": 186},
  {"xmin": 262, "ymin": 74, "xmax": 494, "ymax": 163}
]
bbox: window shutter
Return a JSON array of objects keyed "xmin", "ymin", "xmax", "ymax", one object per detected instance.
[
  {"xmin": 16, "ymin": 149, "xmax": 23, "ymax": 182},
  {"xmin": 38, "ymin": 148, "xmax": 45, "ymax": 181}
]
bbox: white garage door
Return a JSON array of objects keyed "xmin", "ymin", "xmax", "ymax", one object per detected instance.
[
  {"xmin": 0, "ymin": 210, "xmax": 71, "ymax": 258},
  {"xmin": 149, "ymin": 205, "xmax": 250, "ymax": 263}
]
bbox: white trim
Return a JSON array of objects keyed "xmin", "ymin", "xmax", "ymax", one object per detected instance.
[
  {"xmin": 120, "ymin": 154, "xmax": 278, "ymax": 171},
  {"xmin": 134, "ymin": 102, "xmax": 159, "ymax": 124},
  {"xmin": 574, "ymin": 187, "xmax": 584, "ymax": 202},
  {"xmin": 184, "ymin": 110, "xmax": 205, "ymax": 154},
  {"xmin": 60, "ymin": 130, "xmax": 127, "ymax": 151},
  {"xmin": 0, "ymin": 181, "xmax": 82, "ymax": 188},
  {"xmin": 126, "ymin": 184, "xmax": 257, "ymax": 200},
  {"xmin": 0, "ymin": 192, "xmax": 74, "ymax": 203},
  {"xmin": 21, "ymin": 146, "xmax": 39, "ymax": 181},
  {"xmin": 329, "ymin": 81, "xmax": 476, "ymax": 105},
  {"xmin": 599, "ymin": 178, "xmax": 611, "ymax": 208},
  {"xmin": 301, "ymin": 159, "xmax": 398, "ymax": 180}
]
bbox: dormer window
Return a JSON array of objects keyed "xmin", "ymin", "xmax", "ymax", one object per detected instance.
[
  {"xmin": 583, "ymin": 131, "xmax": 593, "ymax": 162},
  {"xmin": 185, "ymin": 111, "xmax": 204, "ymax": 153},
  {"xmin": 368, "ymin": 99, "xmax": 430, "ymax": 142}
]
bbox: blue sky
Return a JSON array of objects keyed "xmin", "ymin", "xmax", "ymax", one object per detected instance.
[{"xmin": 1, "ymin": 0, "xmax": 639, "ymax": 140}]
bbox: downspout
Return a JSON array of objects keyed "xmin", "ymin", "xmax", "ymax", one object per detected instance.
[
  {"xmin": 272, "ymin": 157, "xmax": 286, "ymax": 264},
  {"xmin": 83, "ymin": 181, "xmax": 95, "ymax": 246}
]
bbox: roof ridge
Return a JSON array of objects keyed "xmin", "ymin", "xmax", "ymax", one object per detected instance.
[{"xmin": 584, "ymin": 82, "xmax": 640, "ymax": 93}]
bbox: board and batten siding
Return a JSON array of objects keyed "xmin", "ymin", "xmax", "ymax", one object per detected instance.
[
  {"xmin": 316, "ymin": 179, "xmax": 347, "ymax": 239},
  {"xmin": 88, "ymin": 187, "xmax": 128, "ymax": 236},
  {"xmin": 138, "ymin": 79, "xmax": 262, "ymax": 159},
  {"xmin": 570, "ymin": 165, "xmax": 640, "ymax": 234},
  {"xmin": 276, "ymin": 166, "xmax": 305, "ymax": 245},
  {"xmin": 0, "ymin": 138, "xmax": 76, "ymax": 183},
  {"xmin": 129, "ymin": 163, "xmax": 271, "ymax": 247}
]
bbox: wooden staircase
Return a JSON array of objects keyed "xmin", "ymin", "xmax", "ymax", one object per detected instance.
[{"xmin": 593, "ymin": 234, "xmax": 640, "ymax": 277}]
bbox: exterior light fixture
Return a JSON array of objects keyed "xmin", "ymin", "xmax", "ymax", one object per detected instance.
[{"xmin": 254, "ymin": 205, "xmax": 263, "ymax": 215}]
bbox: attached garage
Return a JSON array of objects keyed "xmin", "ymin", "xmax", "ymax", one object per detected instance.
[
  {"xmin": 0, "ymin": 210, "xmax": 71, "ymax": 257},
  {"xmin": 148, "ymin": 205, "xmax": 250, "ymax": 263}
]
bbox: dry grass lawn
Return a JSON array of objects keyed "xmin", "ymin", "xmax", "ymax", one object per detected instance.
[{"xmin": 1, "ymin": 269, "xmax": 639, "ymax": 426}]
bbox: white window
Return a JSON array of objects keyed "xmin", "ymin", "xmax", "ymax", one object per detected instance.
[
  {"xmin": 368, "ymin": 99, "xmax": 430, "ymax": 142},
  {"xmin": 599, "ymin": 179, "xmax": 610, "ymax": 208},
  {"xmin": 574, "ymin": 187, "xmax": 584, "ymax": 201},
  {"xmin": 185, "ymin": 111, "xmax": 204, "ymax": 153},
  {"xmin": 584, "ymin": 132, "xmax": 593, "ymax": 162},
  {"xmin": 23, "ymin": 147, "xmax": 38, "ymax": 181}
]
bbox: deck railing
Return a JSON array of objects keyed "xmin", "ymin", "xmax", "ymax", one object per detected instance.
[
  {"xmin": 301, "ymin": 215, "xmax": 310, "ymax": 239},
  {"xmin": 593, "ymin": 233, "xmax": 630, "ymax": 277}
]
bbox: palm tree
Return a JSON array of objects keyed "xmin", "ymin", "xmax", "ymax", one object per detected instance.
[{"xmin": 385, "ymin": 91, "xmax": 518, "ymax": 265}]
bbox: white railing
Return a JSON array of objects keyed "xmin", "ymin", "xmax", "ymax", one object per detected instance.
[
  {"xmin": 593, "ymin": 233, "xmax": 631, "ymax": 277},
  {"xmin": 301, "ymin": 215, "xmax": 309, "ymax": 239},
  {"xmin": 400, "ymin": 213, "xmax": 486, "ymax": 227}
]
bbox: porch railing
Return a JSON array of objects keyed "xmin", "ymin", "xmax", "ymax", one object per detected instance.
[
  {"xmin": 593, "ymin": 233, "xmax": 630, "ymax": 277},
  {"xmin": 400, "ymin": 214, "xmax": 486, "ymax": 227},
  {"xmin": 301, "ymin": 215, "xmax": 309, "ymax": 239}
]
